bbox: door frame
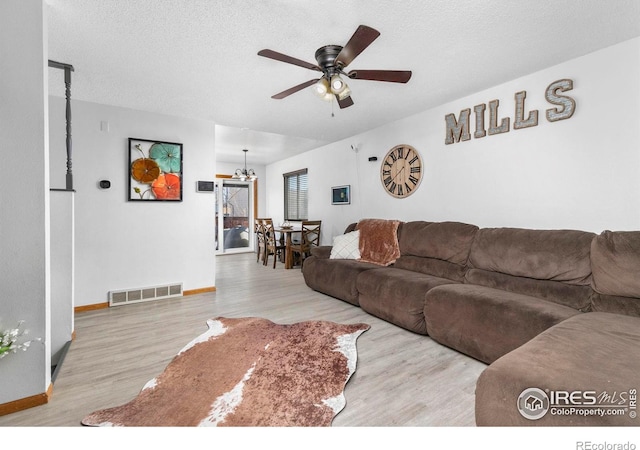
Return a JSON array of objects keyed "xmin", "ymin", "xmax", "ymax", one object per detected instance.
[{"xmin": 215, "ymin": 175, "xmax": 258, "ymax": 255}]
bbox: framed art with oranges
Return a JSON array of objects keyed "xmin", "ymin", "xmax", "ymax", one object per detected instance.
[{"xmin": 128, "ymin": 138, "xmax": 183, "ymax": 202}]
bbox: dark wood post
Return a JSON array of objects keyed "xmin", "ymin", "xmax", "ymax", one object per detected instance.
[
  {"xmin": 64, "ymin": 65, "xmax": 72, "ymax": 190},
  {"xmin": 48, "ymin": 60, "xmax": 75, "ymax": 190}
]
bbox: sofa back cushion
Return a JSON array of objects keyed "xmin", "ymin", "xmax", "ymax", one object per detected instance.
[
  {"xmin": 395, "ymin": 221, "xmax": 479, "ymax": 281},
  {"xmin": 468, "ymin": 228, "xmax": 594, "ymax": 284},
  {"xmin": 394, "ymin": 256, "xmax": 468, "ymax": 282},
  {"xmin": 344, "ymin": 222, "xmax": 357, "ymax": 234},
  {"xmin": 465, "ymin": 269, "xmax": 593, "ymax": 311},
  {"xmin": 399, "ymin": 221, "xmax": 479, "ymax": 262},
  {"xmin": 590, "ymin": 230, "xmax": 640, "ymax": 317},
  {"xmin": 466, "ymin": 227, "xmax": 595, "ymax": 310}
]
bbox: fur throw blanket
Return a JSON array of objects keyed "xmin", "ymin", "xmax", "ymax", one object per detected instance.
[{"xmin": 356, "ymin": 219, "xmax": 401, "ymax": 266}]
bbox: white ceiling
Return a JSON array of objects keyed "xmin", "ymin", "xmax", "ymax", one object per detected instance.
[{"xmin": 45, "ymin": 0, "xmax": 640, "ymax": 165}]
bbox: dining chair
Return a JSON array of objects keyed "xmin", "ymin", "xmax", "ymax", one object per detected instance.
[
  {"xmin": 262, "ymin": 219, "xmax": 286, "ymax": 268},
  {"xmin": 254, "ymin": 218, "xmax": 270, "ymax": 264},
  {"xmin": 289, "ymin": 220, "xmax": 321, "ymax": 269}
]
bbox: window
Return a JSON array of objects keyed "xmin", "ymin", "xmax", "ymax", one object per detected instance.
[{"xmin": 284, "ymin": 169, "xmax": 308, "ymax": 221}]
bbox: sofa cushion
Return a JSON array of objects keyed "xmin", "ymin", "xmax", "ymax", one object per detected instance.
[
  {"xmin": 310, "ymin": 245, "xmax": 332, "ymax": 259},
  {"xmin": 399, "ymin": 221, "xmax": 478, "ymax": 264},
  {"xmin": 424, "ymin": 284, "xmax": 581, "ymax": 364},
  {"xmin": 394, "ymin": 255, "xmax": 467, "ymax": 282},
  {"xmin": 330, "ymin": 230, "xmax": 360, "ymax": 260},
  {"xmin": 590, "ymin": 231, "xmax": 640, "ymax": 316},
  {"xmin": 476, "ymin": 312, "xmax": 640, "ymax": 426},
  {"xmin": 591, "ymin": 230, "xmax": 640, "ymax": 296},
  {"xmin": 356, "ymin": 219, "xmax": 402, "ymax": 266},
  {"xmin": 468, "ymin": 227, "xmax": 594, "ymax": 285},
  {"xmin": 302, "ymin": 256, "xmax": 380, "ymax": 306},
  {"xmin": 392, "ymin": 221, "xmax": 478, "ymax": 282},
  {"xmin": 591, "ymin": 292, "xmax": 640, "ymax": 318},
  {"xmin": 344, "ymin": 222, "xmax": 357, "ymax": 233},
  {"xmin": 357, "ymin": 268, "xmax": 458, "ymax": 335},
  {"xmin": 465, "ymin": 268, "xmax": 593, "ymax": 311}
]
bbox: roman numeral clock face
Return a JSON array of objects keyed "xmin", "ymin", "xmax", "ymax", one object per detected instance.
[{"xmin": 380, "ymin": 145, "xmax": 423, "ymax": 198}]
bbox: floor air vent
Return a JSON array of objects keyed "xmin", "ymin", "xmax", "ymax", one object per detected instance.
[{"xmin": 109, "ymin": 282, "xmax": 183, "ymax": 306}]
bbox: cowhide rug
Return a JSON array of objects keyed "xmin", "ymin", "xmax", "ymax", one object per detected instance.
[{"xmin": 81, "ymin": 317, "xmax": 369, "ymax": 427}]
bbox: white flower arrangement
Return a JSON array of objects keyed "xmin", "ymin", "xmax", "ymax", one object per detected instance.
[{"xmin": 0, "ymin": 320, "xmax": 41, "ymax": 359}]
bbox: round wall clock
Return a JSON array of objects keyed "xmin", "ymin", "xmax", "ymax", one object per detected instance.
[{"xmin": 380, "ymin": 144, "xmax": 423, "ymax": 198}]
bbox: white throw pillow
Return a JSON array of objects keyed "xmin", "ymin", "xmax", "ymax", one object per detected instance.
[{"xmin": 330, "ymin": 230, "xmax": 361, "ymax": 260}]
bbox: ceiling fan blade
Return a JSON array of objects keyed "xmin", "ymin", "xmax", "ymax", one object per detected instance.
[
  {"xmin": 271, "ymin": 79, "xmax": 319, "ymax": 99},
  {"xmin": 335, "ymin": 25, "xmax": 380, "ymax": 68},
  {"xmin": 336, "ymin": 94, "xmax": 354, "ymax": 109},
  {"xmin": 258, "ymin": 49, "xmax": 322, "ymax": 72},
  {"xmin": 347, "ymin": 70, "xmax": 412, "ymax": 83}
]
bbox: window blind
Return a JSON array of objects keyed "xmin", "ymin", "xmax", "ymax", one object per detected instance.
[{"xmin": 284, "ymin": 169, "xmax": 308, "ymax": 221}]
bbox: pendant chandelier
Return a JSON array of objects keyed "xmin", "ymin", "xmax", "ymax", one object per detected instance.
[{"xmin": 232, "ymin": 148, "xmax": 257, "ymax": 181}]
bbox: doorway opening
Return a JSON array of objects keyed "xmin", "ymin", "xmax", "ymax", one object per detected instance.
[{"xmin": 215, "ymin": 179, "xmax": 255, "ymax": 254}]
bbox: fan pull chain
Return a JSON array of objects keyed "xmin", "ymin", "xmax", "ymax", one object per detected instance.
[{"xmin": 331, "ymin": 96, "xmax": 335, "ymax": 117}]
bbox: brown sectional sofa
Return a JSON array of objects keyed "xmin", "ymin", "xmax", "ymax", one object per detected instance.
[
  {"xmin": 424, "ymin": 227, "xmax": 594, "ymax": 364},
  {"xmin": 358, "ymin": 221, "xmax": 478, "ymax": 334},
  {"xmin": 302, "ymin": 220, "xmax": 640, "ymax": 426}
]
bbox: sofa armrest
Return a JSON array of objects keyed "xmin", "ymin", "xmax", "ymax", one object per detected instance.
[{"xmin": 310, "ymin": 246, "xmax": 333, "ymax": 259}]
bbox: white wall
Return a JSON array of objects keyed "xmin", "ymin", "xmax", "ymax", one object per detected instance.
[
  {"xmin": 0, "ymin": 0, "xmax": 50, "ymax": 404},
  {"xmin": 49, "ymin": 191, "xmax": 74, "ymax": 366},
  {"xmin": 49, "ymin": 98, "xmax": 216, "ymax": 307},
  {"xmin": 266, "ymin": 145, "xmax": 365, "ymax": 243},
  {"xmin": 266, "ymin": 37, "xmax": 640, "ymax": 245}
]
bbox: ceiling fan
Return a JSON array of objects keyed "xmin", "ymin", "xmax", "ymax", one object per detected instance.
[{"xmin": 257, "ymin": 25, "xmax": 412, "ymax": 109}]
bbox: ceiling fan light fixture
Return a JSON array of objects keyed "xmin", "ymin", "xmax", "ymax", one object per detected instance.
[
  {"xmin": 313, "ymin": 77, "xmax": 330, "ymax": 98},
  {"xmin": 330, "ymin": 74, "xmax": 347, "ymax": 94},
  {"xmin": 336, "ymin": 85, "xmax": 351, "ymax": 100},
  {"xmin": 258, "ymin": 25, "xmax": 410, "ymax": 110}
]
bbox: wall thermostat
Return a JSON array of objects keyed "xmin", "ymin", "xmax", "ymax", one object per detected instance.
[
  {"xmin": 99, "ymin": 180, "xmax": 111, "ymax": 189},
  {"xmin": 197, "ymin": 181, "xmax": 215, "ymax": 192}
]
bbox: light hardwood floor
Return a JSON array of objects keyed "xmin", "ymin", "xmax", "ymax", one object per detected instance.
[{"xmin": 0, "ymin": 252, "xmax": 487, "ymax": 427}]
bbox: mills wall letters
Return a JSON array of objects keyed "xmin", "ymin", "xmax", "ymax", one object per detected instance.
[{"xmin": 444, "ymin": 79, "xmax": 576, "ymax": 145}]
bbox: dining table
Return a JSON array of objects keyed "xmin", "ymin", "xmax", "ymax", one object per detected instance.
[{"xmin": 274, "ymin": 226, "xmax": 301, "ymax": 269}]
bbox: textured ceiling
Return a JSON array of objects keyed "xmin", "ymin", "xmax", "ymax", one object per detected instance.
[{"xmin": 45, "ymin": 0, "xmax": 640, "ymax": 165}]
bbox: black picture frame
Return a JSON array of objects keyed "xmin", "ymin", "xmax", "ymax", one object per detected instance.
[
  {"xmin": 331, "ymin": 185, "xmax": 350, "ymax": 205},
  {"xmin": 128, "ymin": 138, "xmax": 183, "ymax": 202}
]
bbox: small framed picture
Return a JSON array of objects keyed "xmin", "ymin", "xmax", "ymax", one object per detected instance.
[
  {"xmin": 128, "ymin": 138, "xmax": 183, "ymax": 202},
  {"xmin": 331, "ymin": 185, "xmax": 350, "ymax": 205}
]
